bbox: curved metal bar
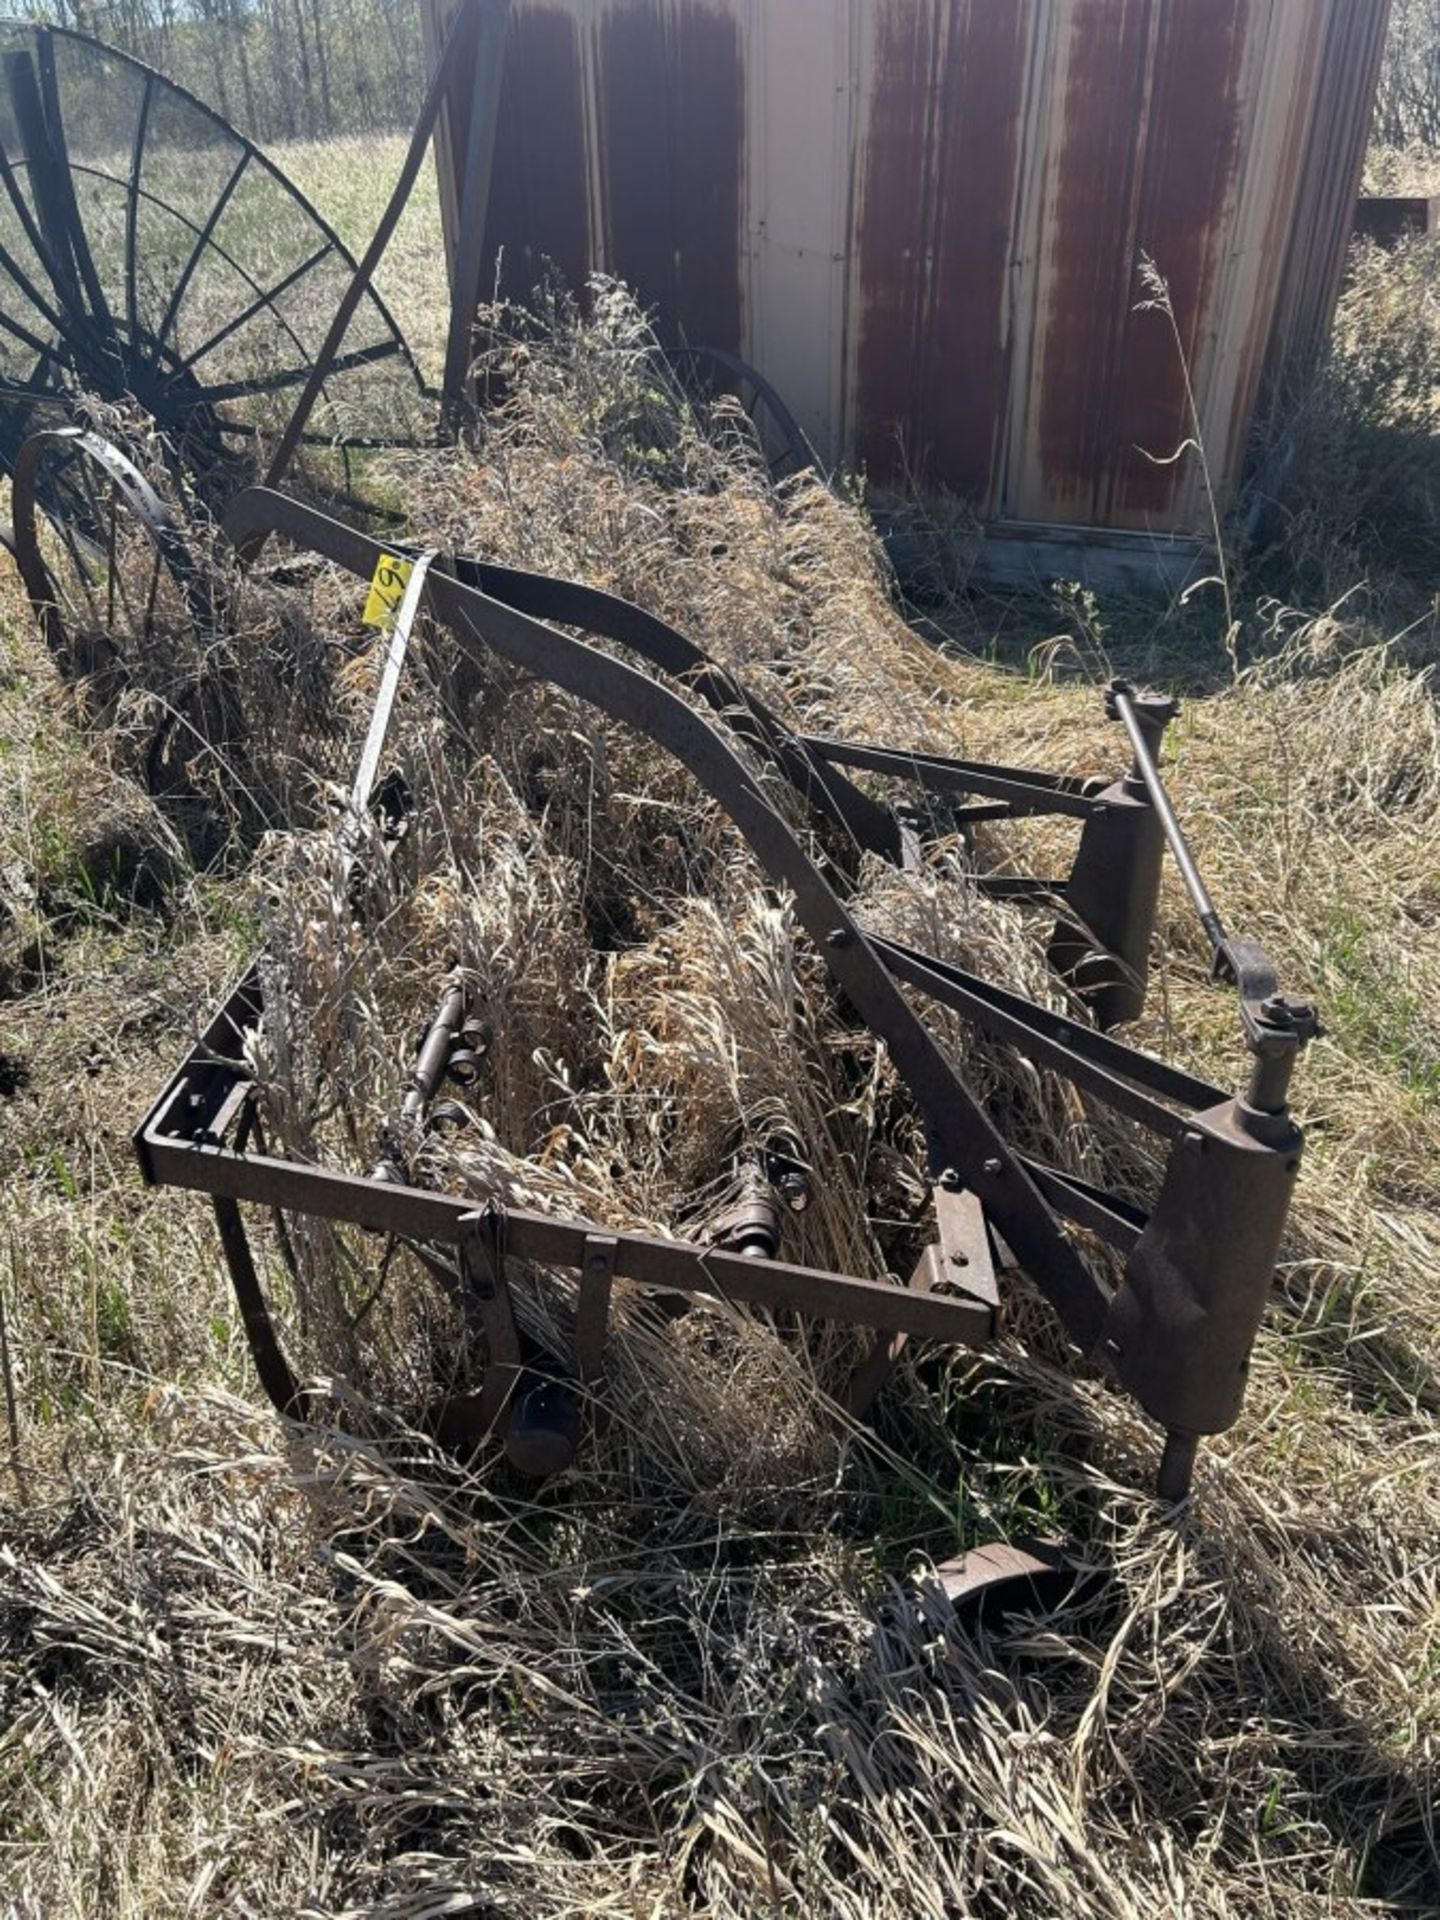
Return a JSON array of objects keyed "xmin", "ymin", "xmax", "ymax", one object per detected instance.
[
  {"xmin": 237, "ymin": 490, "xmax": 895, "ymax": 856},
  {"xmin": 11, "ymin": 424, "xmax": 203, "ymax": 670},
  {"xmin": 222, "ymin": 485, "xmax": 1112, "ymax": 1355},
  {"xmin": 211, "ymin": 1194, "xmax": 307, "ymax": 1419},
  {"xmin": 449, "ymin": 553, "xmax": 901, "ymax": 857}
]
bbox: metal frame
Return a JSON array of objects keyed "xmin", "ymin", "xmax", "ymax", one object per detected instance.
[{"xmin": 132, "ymin": 486, "xmax": 1316, "ymax": 1499}]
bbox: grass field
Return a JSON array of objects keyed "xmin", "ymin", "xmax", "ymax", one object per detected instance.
[
  {"xmin": 1, "ymin": 136, "xmax": 1438, "ymax": 1919},
  {"xmin": 275, "ymin": 135, "xmax": 451, "ymax": 381}
]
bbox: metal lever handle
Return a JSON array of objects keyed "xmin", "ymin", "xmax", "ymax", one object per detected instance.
[{"xmin": 1108, "ymin": 682, "xmax": 1319, "ymax": 1074}]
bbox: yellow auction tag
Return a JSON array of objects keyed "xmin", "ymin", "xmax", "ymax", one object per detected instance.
[{"xmin": 361, "ymin": 552, "xmax": 413, "ymax": 627}]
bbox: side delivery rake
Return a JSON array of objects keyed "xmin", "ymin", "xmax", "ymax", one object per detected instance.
[{"xmin": 134, "ymin": 487, "xmax": 1318, "ymax": 1504}]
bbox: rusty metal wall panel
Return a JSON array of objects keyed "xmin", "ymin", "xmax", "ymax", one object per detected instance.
[
  {"xmin": 851, "ymin": 1, "xmax": 1037, "ymax": 504},
  {"xmin": 594, "ymin": 3, "xmax": 746, "ymax": 346},
  {"xmin": 1264, "ymin": 0, "xmax": 1393, "ymax": 387},
  {"xmin": 485, "ymin": 5, "xmax": 592, "ymax": 303},
  {"xmin": 1005, "ymin": 0, "xmax": 1259, "ymax": 531},
  {"xmin": 424, "ymin": 0, "xmax": 1389, "ymax": 547}
]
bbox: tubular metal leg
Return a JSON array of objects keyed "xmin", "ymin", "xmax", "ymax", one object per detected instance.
[{"xmin": 1157, "ymin": 1430, "xmax": 1199, "ymax": 1503}]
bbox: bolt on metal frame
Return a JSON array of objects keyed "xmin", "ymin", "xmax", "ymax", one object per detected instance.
[{"xmin": 132, "ymin": 486, "xmax": 1317, "ymax": 1501}]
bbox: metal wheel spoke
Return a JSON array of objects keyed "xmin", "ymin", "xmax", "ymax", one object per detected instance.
[
  {"xmin": 56, "ymin": 512, "xmax": 103, "ymax": 630},
  {"xmin": 154, "ymin": 149, "xmax": 249, "ymax": 353},
  {"xmin": 202, "ymin": 340, "xmax": 401, "ymax": 405},
  {"xmin": 0, "ymin": 232, "xmax": 66, "ymax": 340},
  {"xmin": 0, "ymin": 300, "xmax": 61, "ymax": 365},
  {"xmin": 105, "ymin": 478, "xmax": 119, "ymax": 629},
  {"xmin": 180, "ymin": 241, "xmax": 333, "ymax": 371},
  {"xmin": 124, "ymin": 70, "xmax": 156, "ymax": 340},
  {"xmin": 137, "ymin": 513, "xmax": 168, "ymax": 633}
]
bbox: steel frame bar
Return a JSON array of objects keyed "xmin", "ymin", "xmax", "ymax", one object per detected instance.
[
  {"xmin": 145, "ymin": 1126, "xmax": 998, "ymax": 1350},
  {"xmin": 804, "ymin": 734, "xmax": 1100, "ymax": 819},
  {"xmin": 7, "ymin": 48, "xmax": 84, "ymax": 316},
  {"xmin": 134, "ymin": 977, "xmax": 994, "ymax": 1351},
  {"xmin": 869, "ymin": 935, "xmax": 1227, "ymax": 1134},
  {"xmin": 0, "ymin": 74, "xmax": 80, "ymax": 322}
]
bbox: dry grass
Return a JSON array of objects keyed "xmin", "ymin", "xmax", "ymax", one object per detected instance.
[
  {"xmin": 275, "ymin": 133, "xmax": 450, "ymax": 383},
  {"xmin": 1364, "ymin": 145, "xmax": 1440, "ymax": 197},
  {"xmin": 1, "ymin": 222, "xmax": 1438, "ymax": 1918}
]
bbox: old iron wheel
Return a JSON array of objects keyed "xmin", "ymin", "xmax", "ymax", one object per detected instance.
[
  {"xmin": 10, "ymin": 424, "xmax": 234, "ymax": 800},
  {"xmin": 668, "ymin": 344, "xmax": 816, "ymax": 484},
  {"xmin": 0, "ymin": 20, "xmax": 425, "ymax": 520}
]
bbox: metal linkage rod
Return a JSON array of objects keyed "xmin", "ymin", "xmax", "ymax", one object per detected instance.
[
  {"xmin": 1108, "ymin": 682, "xmax": 1228, "ymax": 962},
  {"xmin": 1108, "ymin": 680, "xmax": 1320, "ymax": 1090}
]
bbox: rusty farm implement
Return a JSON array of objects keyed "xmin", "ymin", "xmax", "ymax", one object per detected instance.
[{"xmin": 0, "ymin": 11, "xmax": 1317, "ymax": 1528}]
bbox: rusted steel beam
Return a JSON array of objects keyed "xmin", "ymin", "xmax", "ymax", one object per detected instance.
[{"xmin": 436, "ymin": 0, "xmax": 512, "ymax": 434}]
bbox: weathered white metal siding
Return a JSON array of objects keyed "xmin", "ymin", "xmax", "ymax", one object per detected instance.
[
  {"xmin": 743, "ymin": 0, "xmax": 856, "ymax": 463},
  {"xmin": 423, "ymin": 0, "xmax": 1389, "ymax": 551}
]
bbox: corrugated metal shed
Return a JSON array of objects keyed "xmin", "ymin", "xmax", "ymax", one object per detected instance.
[{"xmin": 422, "ymin": 0, "xmax": 1389, "ymax": 583}]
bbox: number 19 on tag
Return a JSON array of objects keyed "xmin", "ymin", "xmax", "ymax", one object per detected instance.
[{"xmin": 362, "ymin": 553, "xmax": 414, "ymax": 627}]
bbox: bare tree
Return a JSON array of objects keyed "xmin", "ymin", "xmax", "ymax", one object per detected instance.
[
  {"xmin": 1374, "ymin": 0, "xmax": 1440, "ymax": 148},
  {"xmin": 13, "ymin": 0, "xmax": 427, "ymax": 142}
]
